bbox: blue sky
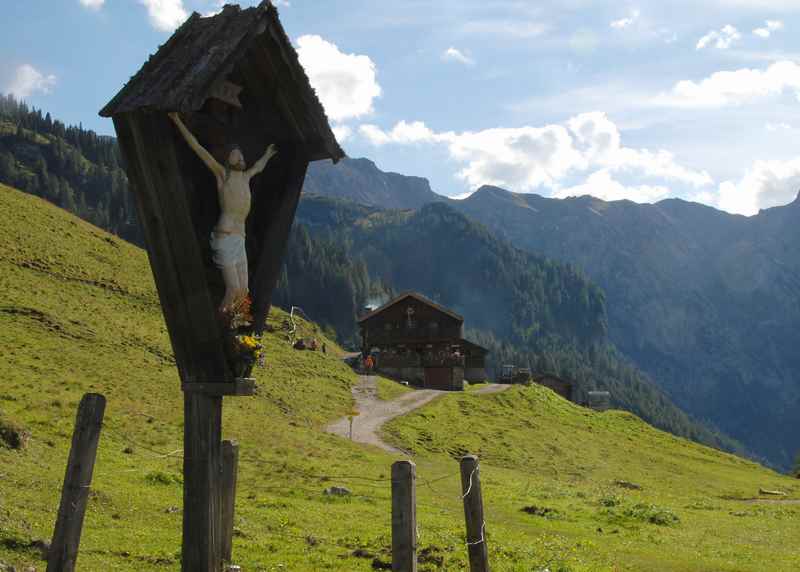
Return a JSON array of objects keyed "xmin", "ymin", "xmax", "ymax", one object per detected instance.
[{"xmin": 3, "ymin": 0, "xmax": 800, "ymax": 215}]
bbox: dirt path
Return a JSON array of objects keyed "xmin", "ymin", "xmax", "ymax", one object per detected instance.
[{"xmin": 326, "ymin": 376, "xmax": 510, "ymax": 454}]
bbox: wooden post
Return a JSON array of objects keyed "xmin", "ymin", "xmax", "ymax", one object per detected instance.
[
  {"xmin": 460, "ymin": 455, "xmax": 489, "ymax": 572},
  {"xmin": 391, "ymin": 460, "xmax": 417, "ymax": 572},
  {"xmin": 220, "ymin": 440, "xmax": 239, "ymax": 564},
  {"xmin": 47, "ymin": 393, "xmax": 106, "ymax": 572},
  {"xmin": 182, "ymin": 394, "xmax": 223, "ymax": 572}
]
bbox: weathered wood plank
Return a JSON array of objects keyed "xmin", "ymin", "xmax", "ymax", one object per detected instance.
[
  {"xmin": 113, "ymin": 115, "xmax": 194, "ymax": 378},
  {"xmin": 182, "ymin": 393, "xmax": 223, "ymax": 572},
  {"xmin": 391, "ymin": 460, "xmax": 417, "ymax": 572},
  {"xmin": 182, "ymin": 379, "xmax": 255, "ymax": 396},
  {"xmin": 460, "ymin": 455, "xmax": 490, "ymax": 572},
  {"xmin": 47, "ymin": 394, "xmax": 106, "ymax": 572},
  {"xmin": 124, "ymin": 111, "xmax": 231, "ymax": 383},
  {"xmin": 220, "ymin": 440, "xmax": 240, "ymax": 564}
]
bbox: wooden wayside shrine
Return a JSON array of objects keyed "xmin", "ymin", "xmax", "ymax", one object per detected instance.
[{"xmin": 99, "ymin": 2, "xmax": 344, "ymax": 570}]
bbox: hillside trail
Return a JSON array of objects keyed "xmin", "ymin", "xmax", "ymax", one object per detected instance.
[{"xmin": 326, "ymin": 375, "xmax": 510, "ymax": 454}]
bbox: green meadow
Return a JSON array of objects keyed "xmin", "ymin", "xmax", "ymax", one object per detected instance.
[{"xmin": 1, "ymin": 184, "xmax": 798, "ymax": 571}]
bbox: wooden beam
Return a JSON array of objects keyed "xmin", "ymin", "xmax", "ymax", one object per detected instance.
[
  {"xmin": 113, "ymin": 115, "xmax": 194, "ymax": 379},
  {"xmin": 391, "ymin": 460, "xmax": 418, "ymax": 572},
  {"xmin": 182, "ymin": 379, "xmax": 255, "ymax": 396},
  {"xmin": 120, "ymin": 111, "xmax": 231, "ymax": 383},
  {"xmin": 182, "ymin": 393, "xmax": 223, "ymax": 572},
  {"xmin": 47, "ymin": 394, "xmax": 106, "ymax": 572},
  {"xmin": 460, "ymin": 455, "xmax": 490, "ymax": 572},
  {"xmin": 220, "ymin": 440, "xmax": 240, "ymax": 564}
]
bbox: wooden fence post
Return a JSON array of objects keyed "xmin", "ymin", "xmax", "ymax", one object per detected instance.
[
  {"xmin": 220, "ymin": 440, "xmax": 239, "ymax": 565},
  {"xmin": 460, "ymin": 455, "xmax": 489, "ymax": 572},
  {"xmin": 47, "ymin": 393, "xmax": 106, "ymax": 572},
  {"xmin": 391, "ymin": 460, "xmax": 417, "ymax": 572}
]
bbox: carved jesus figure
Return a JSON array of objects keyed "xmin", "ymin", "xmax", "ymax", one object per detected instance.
[{"xmin": 168, "ymin": 112, "xmax": 278, "ymax": 313}]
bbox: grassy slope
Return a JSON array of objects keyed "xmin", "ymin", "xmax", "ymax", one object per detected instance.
[{"xmin": 0, "ymin": 184, "xmax": 798, "ymax": 571}]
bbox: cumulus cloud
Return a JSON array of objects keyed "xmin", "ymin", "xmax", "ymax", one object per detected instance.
[
  {"xmin": 712, "ymin": 158, "xmax": 800, "ymax": 215},
  {"xmin": 655, "ymin": 60, "xmax": 800, "ymax": 107},
  {"xmin": 610, "ymin": 9, "xmax": 640, "ymax": 30},
  {"xmin": 696, "ymin": 25, "xmax": 741, "ymax": 49},
  {"xmin": 442, "ymin": 47, "xmax": 474, "ymax": 66},
  {"xmin": 553, "ymin": 169, "xmax": 670, "ymax": 203},
  {"xmin": 139, "ymin": 0, "xmax": 188, "ymax": 32},
  {"xmin": 331, "ymin": 124, "xmax": 352, "ymax": 142},
  {"xmin": 359, "ymin": 112, "xmax": 711, "ymax": 195},
  {"xmin": 79, "ymin": 0, "xmax": 105, "ymax": 9},
  {"xmin": 6, "ymin": 64, "xmax": 57, "ymax": 99},
  {"xmin": 296, "ymin": 35, "xmax": 381, "ymax": 122},
  {"xmin": 753, "ymin": 19, "xmax": 783, "ymax": 37}
]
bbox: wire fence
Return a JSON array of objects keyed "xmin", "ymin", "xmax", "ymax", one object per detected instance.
[{"xmin": 87, "ymin": 394, "xmax": 493, "ymax": 568}]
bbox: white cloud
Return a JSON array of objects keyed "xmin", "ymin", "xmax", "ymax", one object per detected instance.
[
  {"xmin": 139, "ymin": 0, "xmax": 188, "ymax": 32},
  {"xmin": 359, "ymin": 112, "xmax": 711, "ymax": 194},
  {"xmin": 712, "ymin": 158, "xmax": 800, "ymax": 215},
  {"xmin": 6, "ymin": 64, "xmax": 57, "ymax": 99},
  {"xmin": 442, "ymin": 47, "xmax": 475, "ymax": 66},
  {"xmin": 553, "ymin": 169, "xmax": 670, "ymax": 204},
  {"xmin": 331, "ymin": 124, "xmax": 352, "ymax": 142},
  {"xmin": 696, "ymin": 25, "xmax": 741, "ymax": 49},
  {"xmin": 79, "ymin": 0, "xmax": 105, "ymax": 10},
  {"xmin": 753, "ymin": 19, "xmax": 783, "ymax": 37},
  {"xmin": 655, "ymin": 60, "xmax": 800, "ymax": 107},
  {"xmin": 610, "ymin": 9, "xmax": 640, "ymax": 30},
  {"xmin": 450, "ymin": 190, "xmax": 476, "ymax": 200},
  {"xmin": 296, "ymin": 35, "xmax": 381, "ymax": 122},
  {"xmin": 274, "ymin": 0, "xmax": 290, "ymax": 6}
]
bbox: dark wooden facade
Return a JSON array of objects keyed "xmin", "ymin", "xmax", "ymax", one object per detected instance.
[{"xmin": 358, "ymin": 292, "xmax": 488, "ymax": 390}]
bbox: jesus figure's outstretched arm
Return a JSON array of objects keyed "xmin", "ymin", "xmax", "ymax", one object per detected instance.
[
  {"xmin": 245, "ymin": 144, "xmax": 278, "ymax": 179},
  {"xmin": 168, "ymin": 112, "xmax": 225, "ymax": 180}
]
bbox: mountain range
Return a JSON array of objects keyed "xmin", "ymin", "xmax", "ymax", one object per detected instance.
[
  {"xmin": 1, "ymin": 95, "xmax": 794, "ymax": 470},
  {"xmin": 306, "ymin": 157, "xmax": 800, "ymax": 470}
]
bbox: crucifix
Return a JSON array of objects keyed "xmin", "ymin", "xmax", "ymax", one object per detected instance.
[{"xmin": 168, "ymin": 112, "xmax": 278, "ymax": 315}]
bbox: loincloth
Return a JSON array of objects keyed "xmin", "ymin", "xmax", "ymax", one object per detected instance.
[{"xmin": 210, "ymin": 231, "xmax": 246, "ymax": 268}]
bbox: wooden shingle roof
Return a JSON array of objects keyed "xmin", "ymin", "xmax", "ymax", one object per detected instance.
[
  {"xmin": 99, "ymin": 1, "xmax": 344, "ymax": 162},
  {"xmin": 358, "ymin": 292, "xmax": 464, "ymax": 324}
]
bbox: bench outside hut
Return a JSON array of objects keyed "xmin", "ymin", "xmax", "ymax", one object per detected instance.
[{"xmin": 99, "ymin": 2, "xmax": 344, "ymax": 570}]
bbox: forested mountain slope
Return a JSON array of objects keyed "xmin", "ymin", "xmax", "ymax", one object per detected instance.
[
  {"xmin": 300, "ymin": 159, "xmax": 800, "ymax": 471},
  {"xmin": 294, "ymin": 195, "xmax": 744, "ymax": 456}
]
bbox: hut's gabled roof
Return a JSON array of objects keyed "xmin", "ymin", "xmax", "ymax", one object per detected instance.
[
  {"xmin": 99, "ymin": 1, "xmax": 344, "ymax": 162},
  {"xmin": 358, "ymin": 292, "xmax": 464, "ymax": 324}
]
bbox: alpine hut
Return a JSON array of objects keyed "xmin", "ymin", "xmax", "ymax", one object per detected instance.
[{"xmin": 358, "ymin": 292, "xmax": 489, "ymax": 390}]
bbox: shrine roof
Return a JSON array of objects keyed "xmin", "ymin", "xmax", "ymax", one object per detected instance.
[{"xmin": 99, "ymin": 1, "xmax": 343, "ymax": 162}]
